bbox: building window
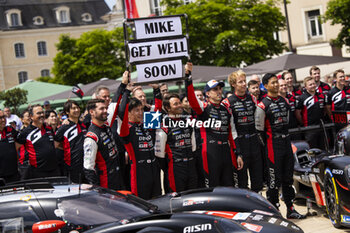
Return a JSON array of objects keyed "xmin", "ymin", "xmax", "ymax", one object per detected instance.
[
  {"xmin": 55, "ymin": 6, "xmax": 71, "ymax": 23},
  {"xmin": 37, "ymin": 41, "xmax": 47, "ymax": 56},
  {"xmin": 11, "ymin": 13, "xmax": 19, "ymax": 26},
  {"xmin": 33, "ymin": 16, "xmax": 44, "ymax": 25},
  {"xmin": 14, "ymin": 43, "xmax": 25, "ymax": 58},
  {"xmin": 150, "ymin": 0, "xmax": 162, "ymax": 16},
  {"xmin": 41, "ymin": 69, "xmax": 50, "ymax": 77},
  {"xmin": 307, "ymin": 9, "xmax": 323, "ymax": 38},
  {"xmin": 82, "ymin": 13, "xmax": 92, "ymax": 22},
  {"xmin": 18, "ymin": 71, "xmax": 28, "ymax": 84},
  {"xmin": 6, "ymin": 9, "xmax": 22, "ymax": 27}
]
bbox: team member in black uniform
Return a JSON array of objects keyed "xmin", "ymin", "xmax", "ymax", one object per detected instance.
[
  {"xmin": 55, "ymin": 100, "xmax": 87, "ymax": 183},
  {"xmin": 255, "ymin": 73, "xmax": 305, "ymax": 219},
  {"xmin": 222, "ymin": 70, "xmax": 263, "ymax": 193},
  {"xmin": 0, "ymin": 110, "xmax": 20, "ymax": 183},
  {"xmin": 310, "ymin": 66, "xmax": 331, "ymax": 95},
  {"xmin": 185, "ymin": 63, "xmax": 243, "ymax": 188},
  {"xmin": 296, "ymin": 77, "xmax": 326, "ymax": 149},
  {"xmin": 115, "ymin": 72, "xmax": 161, "ymax": 199},
  {"xmin": 155, "ymin": 93, "xmax": 197, "ymax": 192},
  {"xmin": 326, "ymin": 69, "xmax": 350, "ymax": 117},
  {"xmin": 83, "ymin": 99, "xmax": 124, "ymax": 190},
  {"xmin": 282, "ymin": 71, "xmax": 302, "ymax": 100},
  {"xmin": 326, "ymin": 69, "xmax": 350, "ymax": 132},
  {"xmin": 17, "ymin": 105, "xmax": 59, "ymax": 179},
  {"xmin": 278, "ymin": 79, "xmax": 298, "ymax": 130}
]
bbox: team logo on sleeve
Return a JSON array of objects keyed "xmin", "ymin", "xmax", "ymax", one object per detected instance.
[{"xmin": 143, "ymin": 111, "xmax": 161, "ymax": 129}]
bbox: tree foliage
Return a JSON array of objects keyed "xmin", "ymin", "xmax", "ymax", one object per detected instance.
[
  {"xmin": 324, "ymin": 0, "xmax": 350, "ymax": 48},
  {"xmin": 51, "ymin": 27, "xmax": 126, "ymax": 85},
  {"xmin": 0, "ymin": 88, "xmax": 28, "ymax": 115},
  {"xmin": 162, "ymin": 0, "xmax": 286, "ymax": 66}
]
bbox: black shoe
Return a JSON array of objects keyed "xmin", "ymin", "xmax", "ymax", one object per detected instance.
[{"xmin": 287, "ymin": 207, "xmax": 306, "ymax": 219}]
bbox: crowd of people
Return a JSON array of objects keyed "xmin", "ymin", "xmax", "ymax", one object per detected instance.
[{"xmin": 0, "ymin": 62, "xmax": 349, "ymax": 219}]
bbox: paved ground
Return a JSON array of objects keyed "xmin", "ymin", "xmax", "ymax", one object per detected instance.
[{"xmin": 276, "ymin": 199, "xmax": 350, "ymax": 233}]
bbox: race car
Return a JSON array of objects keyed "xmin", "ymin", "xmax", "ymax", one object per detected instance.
[
  {"xmin": 291, "ymin": 124, "xmax": 350, "ymax": 228},
  {"xmin": 0, "ymin": 177, "xmax": 303, "ymax": 233}
]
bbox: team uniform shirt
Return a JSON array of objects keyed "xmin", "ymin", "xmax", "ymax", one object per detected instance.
[
  {"xmin": 155, "ymin": 116, "xmax": 197, "ymax": 192},
  {"xmin": 17, "ymin": 124, "xmax": 57, "ymax": 171},
  {"xmin": 296, "ymin": 92, "xmax": 325, "ymax": 126},
  {"xmin": 54, "ymin": 120, "xmax": 87, "ymax": 169},
  {"xmin": 285, "ymin": 93, "xmax": 298, "ymax": 129},
  {"xmin": 222, "ymin": 93, "xmax": 263, "ymax": 192},
  {"xmin": 317, "ymin": 81, "xmax": 331, "ymax": 95},
  {"xmin": 0, "ymin": 126, "xmax": 18, "ymax": 177},
  {"xmin": 117, "ymin": 89, "xmax": 161, "ymax": 198},
  {"xmin": 255, "ymin": 96, "xmax": 295, "ymax": 208},
  {"xmin": 84, "ymin": 123, "xmax": 124, "ymax": 190},
  {"xmin": 255, "ymin": 96, "xmax": 290, "ymax": 137},
  {"xmin": 185, "ymin": 77, "xmax": 238, "ymax": 187},
  {"xmin": 326, "ymin": 86, "xmax": 350, "ymax": 112},
  {"xmin": 291, "ymin": 86, "xmax": 303, "ymax": 100}
]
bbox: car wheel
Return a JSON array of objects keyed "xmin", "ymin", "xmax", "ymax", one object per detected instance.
[{"xmin": 324, "ymin": 168, "xmax": 342, "ymax": 228}]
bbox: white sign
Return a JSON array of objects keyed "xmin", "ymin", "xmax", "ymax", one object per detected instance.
[
  {"xmin": 128, "ymin": 37, "xmax": 188, "ymax": 63},
  {"xmin": 134, "ymin": 16, "xmax": 182, "ymax": 40},
  {"xmin": 136, "ymin": 60, "xmax": 183, "ymax": 83}
]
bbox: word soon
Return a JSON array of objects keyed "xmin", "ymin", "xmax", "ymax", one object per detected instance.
[{"xmin": 144, "ymin": 64, "xmax": 176, "ymax": 79}]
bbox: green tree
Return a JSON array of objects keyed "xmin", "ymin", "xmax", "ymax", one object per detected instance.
[
  {"xmin": 51, "ymin": 27, "xmax": 126, "ymax": 85},
  {"xmin": 0, "ymin": 88, "xmax": 28, "ymax": 115},
  {"xmin": 162, "ymin": 0, "xmax": 286, "ymax": 66},
  {"xmin": 324, "ymin": 0, "xmax": 350, "ymax": 48}
]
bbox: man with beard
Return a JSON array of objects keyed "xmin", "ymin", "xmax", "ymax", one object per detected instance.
[
  {"xmin": 17, "ymin": 104, "xmax": 59, "ymax": 178},
  {"xmin": 83, "ymin": 99, "xmax": 124, "ymax": 190},
  {"xmin": 55, "ymin": 100, "xmax": 87, "ymax": 183},
  {"xmin": 310, "ymin": 66, "xmax": 331, "ymax": 95},
  {"xmin": 255, "ymin": 73, "xmax": 305, "ymax": 219},
  {"xmin": 185, "ymin": 62, "xmax": 243, "ymax": 188}
]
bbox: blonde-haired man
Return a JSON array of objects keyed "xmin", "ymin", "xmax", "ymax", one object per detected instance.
[{"xmin": 223, "ymin": 70, "xmax": 263, "ymax": 193}]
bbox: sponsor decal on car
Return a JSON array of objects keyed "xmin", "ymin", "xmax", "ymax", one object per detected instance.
[
  {"xmin": 183, "ymin": 223, "xmax": 212, "ymax": 233},
  {"xmin": 252, "ymin": 214, "xmax": 264, "ymax": 221},
  {"xmin": 332, "ymin": 169, "xmax": 344, "ymax": 175},
  {"xmin": 183, "ymin": 199, "xmax": 209, "ymax": 206},
  {"xmin": 280, "ymin": 221, "xmax": 289, "ymax": 227},
  {"xmin": 268, "ymin": 217, "xmax": 277, "ymax": 224},
  {"xmin": 253, "ymin": 209, "xmax": 273, "ymax": 216},
  {"xmin": 241, "ymin": 222, "xmax": 263, "ymax": 232},
  {"xmin": 341, "ymin": 215, "xmax": 350, "ymax": 223}
]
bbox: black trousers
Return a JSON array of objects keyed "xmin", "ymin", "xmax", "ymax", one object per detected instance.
[
  {"xmin": 131, "ymin": 161, "xmax": 161, "ymax": 200},
  {"xmin": 237, "ymin": 135, "xmax": 263, "ymax": 192},
  {"xmin": 202, "ymin": 143, "xmax": 234, "ymax": 188},
  {"xmin": 166, "ymin": 158, "xmax": 197, "ymax": 192},
  {"xmin": 265, "ymin": 136, "xmax": 295, "ymax": 208}
]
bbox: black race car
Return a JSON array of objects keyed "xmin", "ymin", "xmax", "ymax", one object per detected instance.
[
  {"xmin": 292, "ymin": 124, "xmax": 350, "ymax": 228},
  {"xmin": 0, "ymin": 178, "xmax": 303, "ymax": 233}
]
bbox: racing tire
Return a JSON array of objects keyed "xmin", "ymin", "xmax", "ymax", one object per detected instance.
[{"xmin": 324, "ymin": 168, "xmax": 342, "ymax": 228}]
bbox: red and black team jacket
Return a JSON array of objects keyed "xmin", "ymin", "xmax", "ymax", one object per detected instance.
[
  {"xmin": 317, "ymin": 81, "xmax": 331, "ymax": 95},
  {"xmin": 17, "ymin": 124, "xmax": 57, "ymax": 171},
  {"xmin": 185, "ymin": 77, "xmax": 240, "ymax": 170},
  {"xmin": 327, "ymin": 86, "xmax": 350, "ymax": 112},
  {"xmin": 0, "ymin": 126, "xmax": 18, "ymax": 177},
  {"xmin": 54, "ymin": 120, "xmax": 87, "ymax": 169},
  {"xmin": 296, "ymin": 92, "xmax": 325, "ymax": 126}
]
